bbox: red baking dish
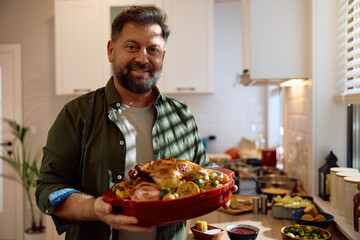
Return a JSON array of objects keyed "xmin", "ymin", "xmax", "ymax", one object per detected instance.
[{"xmin": 103, "ymin": 167, "xmax": 234, "ymax": 226}]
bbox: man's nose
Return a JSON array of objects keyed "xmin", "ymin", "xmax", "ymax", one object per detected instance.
[{"xmin": 135, "ymin": 49, "xmax": 149, "ymax": 64}]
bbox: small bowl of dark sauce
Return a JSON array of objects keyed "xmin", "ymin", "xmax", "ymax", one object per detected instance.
[{"xmin": 226, "ymin": 224, "xmax": 259, "ymax": 240}]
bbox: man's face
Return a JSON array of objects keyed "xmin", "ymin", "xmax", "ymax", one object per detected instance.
[{"xmin": 107, "ymin": 22, "xmax": 166, "ymax": 94}]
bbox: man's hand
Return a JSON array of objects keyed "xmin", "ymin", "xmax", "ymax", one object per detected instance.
[{"xmin": 93, "ymin": 197, "xmax": 154, "ymax": 232}]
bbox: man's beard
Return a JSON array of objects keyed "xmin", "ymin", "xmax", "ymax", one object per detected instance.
[{"xmin": 114, "ymin": 61, "xmax": 161, "ymax": 94}]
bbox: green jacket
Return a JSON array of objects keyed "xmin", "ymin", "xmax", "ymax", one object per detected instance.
[{"xmin": 35, "ymin": 78, "xmax": 209, "ymax": 240}]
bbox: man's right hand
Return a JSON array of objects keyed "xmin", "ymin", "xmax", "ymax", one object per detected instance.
[{"xmin": 93, "ymin": 196, "xmax": 154, "ymax": 232}]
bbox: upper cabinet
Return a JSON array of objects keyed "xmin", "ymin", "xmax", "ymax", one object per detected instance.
[
  {"xmin": 54, "ymin": 0, "xmax": 212, "ymax": 95},
  {"xmin": 158, "ymin": 0, "xmax": 213, "ymax": 94},
  {"xmin": 241, "ymin": 0, "xmax": 311, "ymax": 83},
  {"xmin": 55, "ymin": 0, "xmax": 104, "ymax": 95}
]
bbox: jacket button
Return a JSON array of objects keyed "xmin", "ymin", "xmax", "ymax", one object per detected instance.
[
  {"xmin": 117, "ymin": 175, "xmax": 122, "ymax": 180},
  {"xmin": 119, "ymin": 141, "xmax": 124, "ymax": 145}
]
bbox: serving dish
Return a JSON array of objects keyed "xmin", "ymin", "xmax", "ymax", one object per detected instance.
[
  {"xmin": 226, "ymin": 224, "xmax": 259, "ymax": 240},
  {"xmin": 103, "ymin": 167, "xmax": 234, "ymax": 226},
  {"xmin": 190, "ymin": 224, "xmax": 224, "ymax": 240},
  {"xmin": 291, "ymin": 210, "xmax": 334, "ymax": 229},
  {"xmin": 280, "ymin": 224, "xmax": 331, "ymax": 240},
  {"xmin": 271, "ymin": 195, "xmax": 313, "ymax": 219}
]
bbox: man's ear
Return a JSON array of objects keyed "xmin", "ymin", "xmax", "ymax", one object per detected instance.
[
  {"xmin": 162, "ymin": 48, "xmax": 166, "ymax": 60},
  {"xmin": 107, "ymin": 40, "xmax": 114, "ymax": 62}
]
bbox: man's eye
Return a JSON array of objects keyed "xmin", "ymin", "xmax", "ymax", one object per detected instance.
[
  {"xmin": 148, "ymin": 47, "xmax": 160, "ymax": 54},
  {"xmin": 127, "ymin": 45, "xmax": 138, "ymax": 51}
]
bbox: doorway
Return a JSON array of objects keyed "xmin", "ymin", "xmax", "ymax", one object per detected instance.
[{"xmin": 0, "ymin": 44, "xmax": 23, "ymax": 240}]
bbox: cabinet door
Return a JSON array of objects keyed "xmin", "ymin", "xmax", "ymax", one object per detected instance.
[
  {"xmin": 55, "ymin": 0, "xmax": 103, "ymax": 95},
  {"xmin": 159, "ymin": 0, "xmax": 213, "ymax": 94},
  {"xmin": 242, "ymin": 0, "xmax": 310, "ymax": 79}
]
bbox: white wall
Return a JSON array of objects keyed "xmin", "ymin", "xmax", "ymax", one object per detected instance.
[
  {"xmin": 283, "ymin": 0, "xmax": 348, "ymax": 195},
  {"xmin": 284, "ymin": 83, "xmax": 313, "ymax": 193},
  {"xmin": 311, "ymin": 0, "xmax": 347, "ymax": 195}
]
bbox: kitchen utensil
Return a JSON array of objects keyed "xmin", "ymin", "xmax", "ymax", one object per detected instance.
[
  {"xmin": 226, "ymin": 224, "xmax": 259, "ymax": 240},
  {"xmin": 256, "ymin": 174, "xmax": 297, "ymax": 200},
  {"xmin": 190, "ymin": 224, "xmax": 224, "ymax": 240},
  {"xmin": 280, "ymin": 225, "xmax": 331, "ymax": 240},
  {"xmin": 103, "ymin": 168, "xmax": 234, "ymax": 226},
  {"xmin": 290, "ymin": 210, "xmax": 334, "ymax": 229},
  {"xmin": 271, "ymin": 195, "xmax": 313, "ymax": 219}
]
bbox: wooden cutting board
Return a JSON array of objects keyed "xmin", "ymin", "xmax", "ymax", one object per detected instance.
[{"xmin": 218, "ymin": 194, "xmax": 270, "ymax": 215}]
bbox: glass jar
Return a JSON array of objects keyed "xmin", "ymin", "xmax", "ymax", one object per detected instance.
[
  {"xmin": 330, "ymin": 167, "xmax": 359, "ymax": 209},
  {"xmin": 344, "ymin": 176, "xmax": 360, "ymax": 225},
  {"xmin": 336, "ymin": 172, "xmax": 360, "ymax": 215}
]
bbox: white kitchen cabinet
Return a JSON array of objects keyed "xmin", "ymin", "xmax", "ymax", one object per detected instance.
[
  {"xmin": 55, "ymin": 0, "xmax": 104, "ymax": 95},
  {"xmin": 241, "ymin": 0, "xmax": 310, "ymax": 81},
  {"xmin": 158, "ymin": 0, "xmax": 213, "ymax": 94},
  {"xmin": 55, "ymin": 0, "xmax": 212, "ymax": 95}
]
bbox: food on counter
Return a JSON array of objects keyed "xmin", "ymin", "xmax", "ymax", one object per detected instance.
[
  {"xmin": 243, "ymin": 200, "xmax": 251, "ymax": 205},
  {"xmin": 304, "ymin": 204, "xmax": 318, "ymax": 217},
  {"xmin": 262, "ymin": 187, "xmax": 291, "ymax": 194},
  {"xmin": 230, "ymin": 196, "xmax": 239, "ymax": 209},
  {"xmin": 283, "ymin": 224, "xmax": 329, "ymax": 239},
  {"xmin": 191, "ymin": 223, "xmax": 225, "ymax": 239},
  {"xmin": 229, "ymin": 196, "xmax": 252, "ymax": 209},
  {"xmin": 300, "ymin": 204, "xmax": 327, "ymax": 222},
  {"xmin": 273, "ymin": 194, "xmax": 312, "ymax": 207},
  {"xmin": 195, "ymin": 220, "xmax": 208, "ymax": 232},
  {"xmin": 301, "ymin": 214, "xmax": 314, "ymax": 221},
  {"xmin": 314, "ymin": 214, "xmax": 327, "ymax": 221},
  {"xmin": 228, "ymin": 226, "xmax": 257, "ymax": 234},
  {"xmin": 226, "ymin": 224, "xmax": 259, "ymax": 240},
  {"xmin": 112, "ymin": 157, "xmax": 231, "ymax": 201},
  {"xmin": 229, "ymin": 197, "xmax": 238, "ymax": 209}
]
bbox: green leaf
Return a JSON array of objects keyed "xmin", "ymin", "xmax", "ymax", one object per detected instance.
[{"xmin": 0, "ymin": 118, "xmax": 41, "ymax": 229}]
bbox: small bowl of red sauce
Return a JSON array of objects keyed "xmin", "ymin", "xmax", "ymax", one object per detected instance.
[{"xmin": 226, "ymin": 224, "xmax": 259, "ymax": 240}]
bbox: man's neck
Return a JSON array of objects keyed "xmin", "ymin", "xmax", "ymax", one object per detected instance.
[{"xmin": 114, "ymin": 78, "xmax": 155, "ymax": 108}]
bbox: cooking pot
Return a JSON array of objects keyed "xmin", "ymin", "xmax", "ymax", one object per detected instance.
[{"xmin": 256, "ymin": 174, "xmax": 297, "ymax": 195}]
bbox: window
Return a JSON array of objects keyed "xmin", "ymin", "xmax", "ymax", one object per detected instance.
[
  {"xmin": 348, "ymin": 104, "xmax": 360, "ymax": 169},
  {"xmin": 346, "ymin": 0, "xmax": 360, "ymax": 169},
  {"xmin": 346, "ymin": 0, "xmax": 360, "ymax": 100}
]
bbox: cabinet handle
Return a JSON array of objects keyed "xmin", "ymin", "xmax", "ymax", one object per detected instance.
[
  {"xmin": 73, "ymin": 89, "xmax": 92, "ymax": 93},
  {"xmin": 176, "ymin": 87, "xmax": 196, "ymax": 91}
]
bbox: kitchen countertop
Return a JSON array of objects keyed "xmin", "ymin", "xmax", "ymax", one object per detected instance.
[{"xmin": 185, "ymin": 208, "xmax": 349, "ymax": 239}]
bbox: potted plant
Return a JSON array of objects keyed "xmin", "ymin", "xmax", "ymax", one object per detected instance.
[{"xmin": 0, "ymin": 119, "xmax": 45, "ymax": 238}]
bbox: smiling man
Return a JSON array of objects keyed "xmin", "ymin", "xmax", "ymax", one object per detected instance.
[
  {"xmin": 36, "ymin": 6, "xmax": 211, "ymax": 240},
  {"xmin": 109, "ymin": 22, "xmax": 165, "ymax": 95}
]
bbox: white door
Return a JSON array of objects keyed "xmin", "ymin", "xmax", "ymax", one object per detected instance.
[{"xmin": 0, "ymin": 44, "xmax": 23, "ymax": 240}]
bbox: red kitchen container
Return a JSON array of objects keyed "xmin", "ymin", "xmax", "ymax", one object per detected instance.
[
  {"xmin": 262, "ymin": 150, "xmax": 277, "ymax": 167},
  {"xmin": 103, "ymin": 168, "xmax": 234, "ymax": 226}
]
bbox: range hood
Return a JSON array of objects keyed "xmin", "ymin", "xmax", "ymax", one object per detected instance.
[
  {"xmin": 238, "ymin": 73, "xmax": 288, "ymax": 86},
  {"xmin": 236, "ymin": 70, "xmax": 308, "ymax": 87}
]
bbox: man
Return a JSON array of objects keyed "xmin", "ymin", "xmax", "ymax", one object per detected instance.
[{"xmin": 36, "ymin": 6, "xmax": 210, "ymax": 240}]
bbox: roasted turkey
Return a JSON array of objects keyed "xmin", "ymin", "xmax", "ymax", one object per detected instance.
[{"xmin": 131, "ymin": 157, "xmax": 209, "ymax": 191}]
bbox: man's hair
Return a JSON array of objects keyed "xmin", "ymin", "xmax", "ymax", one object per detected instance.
[{"xmin": 111, "ymin": 6, "xmax": 170, "ymax": 44}]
